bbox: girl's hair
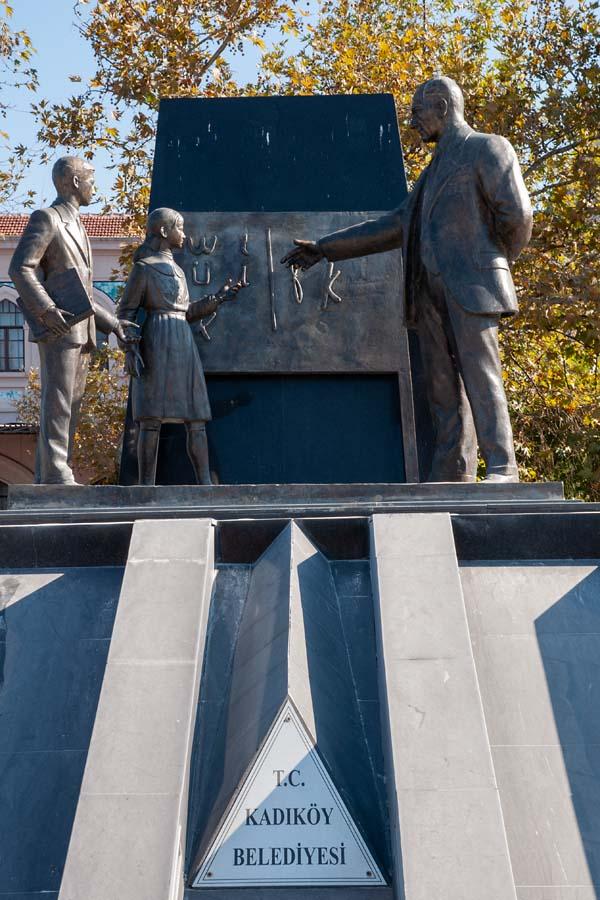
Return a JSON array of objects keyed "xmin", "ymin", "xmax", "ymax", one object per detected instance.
[{"xmin": 134, "ymin": 207, "xmax": 183, "ymax": 261}]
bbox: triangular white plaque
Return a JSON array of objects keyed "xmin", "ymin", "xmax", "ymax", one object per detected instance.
[{"xmin": 193, "ymin": 699, "xmax": 386, "ymax": 887}]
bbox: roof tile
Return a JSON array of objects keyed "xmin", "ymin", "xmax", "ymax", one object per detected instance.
[{"xmin": 0, "ymin": 213, "xmax": 140, "ymax": 239}]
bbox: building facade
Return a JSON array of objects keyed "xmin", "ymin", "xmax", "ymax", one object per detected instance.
[{"xmin": 0, "ymin": 214, "xmax": 138, "ymax": 486}]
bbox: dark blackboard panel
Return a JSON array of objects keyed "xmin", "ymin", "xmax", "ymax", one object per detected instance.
[
  {"xmin": 153, "ymin": 375, "xmax": 405, "ymax": 485},
  {"xmin": 118, "ymin": 94, "xmax": 432, "ymax": 485},
  {"xmin": 150, "ymin": 94, "xmax": 407, "ymax": 213}
]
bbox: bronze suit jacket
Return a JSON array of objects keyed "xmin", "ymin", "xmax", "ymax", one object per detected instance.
[
  {"xmin": 9, "ymin": 200, "xmax": 117, "ymax": 345},
  {"xmin": 318, "ymin": 122, "xmax": 533, "ymax": 326}
]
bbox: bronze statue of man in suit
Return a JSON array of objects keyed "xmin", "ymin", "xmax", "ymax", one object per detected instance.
[
  {"xmin": 283, "ymin": 77, "xmax": 533, "ymax": 483},
  {"xmin": 9, "ymin": 156, "xmax": 134, "ymax": 484}
]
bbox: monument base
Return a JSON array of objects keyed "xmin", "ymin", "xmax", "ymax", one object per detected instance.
[
  {"xmin": 4, "ymin": 480, "xmax": 570, "ymax": 522},
  {"xmin": 2, "ymin": 485, "xmax": 600, "ymax": 900}
]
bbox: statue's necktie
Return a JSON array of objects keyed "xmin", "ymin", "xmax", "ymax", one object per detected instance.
[
  {"xmin": 422, "ymin": 150, "xmax": 442, "ymax": 213},
  {"xmin": 75, "ymin": 215, "xmax": 90, "ymax": 265}
]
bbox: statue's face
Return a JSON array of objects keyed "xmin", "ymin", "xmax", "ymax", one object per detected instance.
[
  {"xmin": 73, "ymin": 164, "xmax": 96, "ymax": 206},
  {"xmin": 166, "ymin": 216, "xmax": 186, "ymax": 249},
  {"xmin": 410, "ymin": 91, "xmax": 445, "ymax": 143}
]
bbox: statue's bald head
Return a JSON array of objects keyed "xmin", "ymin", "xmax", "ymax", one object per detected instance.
[
  {"xmin": 410, "ymin": 76, "xmax": 465, "ymax": 143},
  {"xmin": 51, "ymin": 155, "xmax": 95, "ymax": 207},
  {"xmin": 420, "ymin": 76, "xmax": 464, "ymax": 116},
  {"xmin": 52, "ymin": 156, "xmax": 91, "ymax": 192}
]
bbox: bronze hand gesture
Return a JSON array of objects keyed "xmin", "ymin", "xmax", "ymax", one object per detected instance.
[
  {"xmin": 40, "ymin": 306, "xmax": 71, "ymax": 337},
  {"xmin": 114, "ymin": 319, "xmax": 140, "ymax": 344},
  {"xmin": 281, "ymin": 239, "xmax": 324, "ymax": 271},
  {"xmin": 216, "ymin": 278, "xmax": 246, "ymax": 303}
]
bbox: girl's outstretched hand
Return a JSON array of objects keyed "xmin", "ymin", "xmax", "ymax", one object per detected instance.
[{"xmin": 216, "ymin": 278, "xmax": 245, "ymax": 303}]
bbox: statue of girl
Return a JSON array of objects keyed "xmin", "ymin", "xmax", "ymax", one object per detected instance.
[{"xmin": 117, "ymin": 207, "xmax": 243, "ymax": 485}]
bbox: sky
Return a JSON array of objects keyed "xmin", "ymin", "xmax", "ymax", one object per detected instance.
[{"xmin": 4, "ymin": 0, "xmax": 266, "ymax": 209}]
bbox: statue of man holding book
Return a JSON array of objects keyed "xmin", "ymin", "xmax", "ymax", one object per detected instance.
[{"xmin": 9, "ymin": 156, "xmax": 135, "ymax": 485}]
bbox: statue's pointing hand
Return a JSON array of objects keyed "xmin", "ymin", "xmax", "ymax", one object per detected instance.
[
  {"xmin": 281, "ymin": 239, "xmax": 324, "ymax": 271},
  {"xmin": 115, "ymin": 320, "xmax": 140, "ymax": 345}
]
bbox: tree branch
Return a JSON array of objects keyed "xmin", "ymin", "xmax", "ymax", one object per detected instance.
[
  {"xmin": 530, "ymin": 177, "xmax": 579, "ymax": 197},
  {"xmin": 525, "ymin": 135, "xmax": 599, "ymax": 177}
]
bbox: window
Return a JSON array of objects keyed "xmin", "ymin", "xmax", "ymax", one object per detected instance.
[{"xmin": 0, "ymin": 299, "xmax": 25, "ymax": 372}]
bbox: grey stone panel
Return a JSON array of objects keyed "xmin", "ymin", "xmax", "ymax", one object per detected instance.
[
  {"xmin": 370, "ymin": 513, "xmax": 516, "ymax": 900},
  {"xmin": 0, "ymin": 567, "xmax": 122, "ymax": 895},
  {"xmin": 516, "ymin": 890, "xmax": 598, "ymax": 900},
  {"xmin": 58, "ymin": 519, "xmax": 215, "ymax": 900},
  {"xmin": 461, "ymin": 561, "xmax": 600, "ymax": 897},
  {"xmin": 79, "ymin": 661, "xmax": 200, "ymax": 797},
  {"xmin": 128, "ymin": 517, "xmax": 212, "ymax": 560},
  {"xmin": 373, "ymin": 554, "xmax": 472, "ymax": 661},
  {"xmin": 233, "ymin": 594, "xmax": 291, "ymax": 669},
  {"xmin": 461, "ymin": 562, "xmax": 600, "ymax": 637},
  {"xmin": 108, "ymin": 559, "xmax": 209, "ymax": 663},
  {"xmin": 398, "ymin": 787, "xmax": 516, "ymax": 900},
  {"xmin": 60, "ymin": 793, "xmax": 180, "ymax": 900},
  {"xmin": 472, "ymin": 632, "xmax": 600, "ymax": 747},
  {"xmin": 187, "ymin": 520, "xmax": 389, "ymax": 882},
  {"xmin": 385, "ymin": 656, "xmax": 498, "ymax": 791},
  {"xmin": 492, "ymin": 746, "xmax": 600, "ymax": 888}
]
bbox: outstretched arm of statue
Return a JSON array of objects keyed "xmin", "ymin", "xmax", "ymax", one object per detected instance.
[
  {"xmin": 280, "ymin": 240, "xmax": 324, "ymax": 270},
  {"xmin": 186, "ymin": 278, "xmax": 246, "ymax": 323},
  {"xmin": 281, "ymin": 205, "xmax": 405, "ymax": 270}
]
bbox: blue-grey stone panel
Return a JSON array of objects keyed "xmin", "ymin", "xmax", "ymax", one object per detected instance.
[
  {"xmin": 0, "ymin": 750, "xmax": 86, "ymax": 893},
  {"xmin": 0, "ymin": 567, "xmax": 123, "ymax": 894},
  {"xmin": 0, "ymin": 894, "xmax": 59, "ymax": 899}
]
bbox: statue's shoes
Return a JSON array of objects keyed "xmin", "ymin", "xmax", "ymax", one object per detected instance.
[
  {"xmin": 483, "ymin": 473, "xmax": 519, "ymax": 483},
  {"xmin": 41, "ymin": 476, "xmax": 81, "ymax": 486}
]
